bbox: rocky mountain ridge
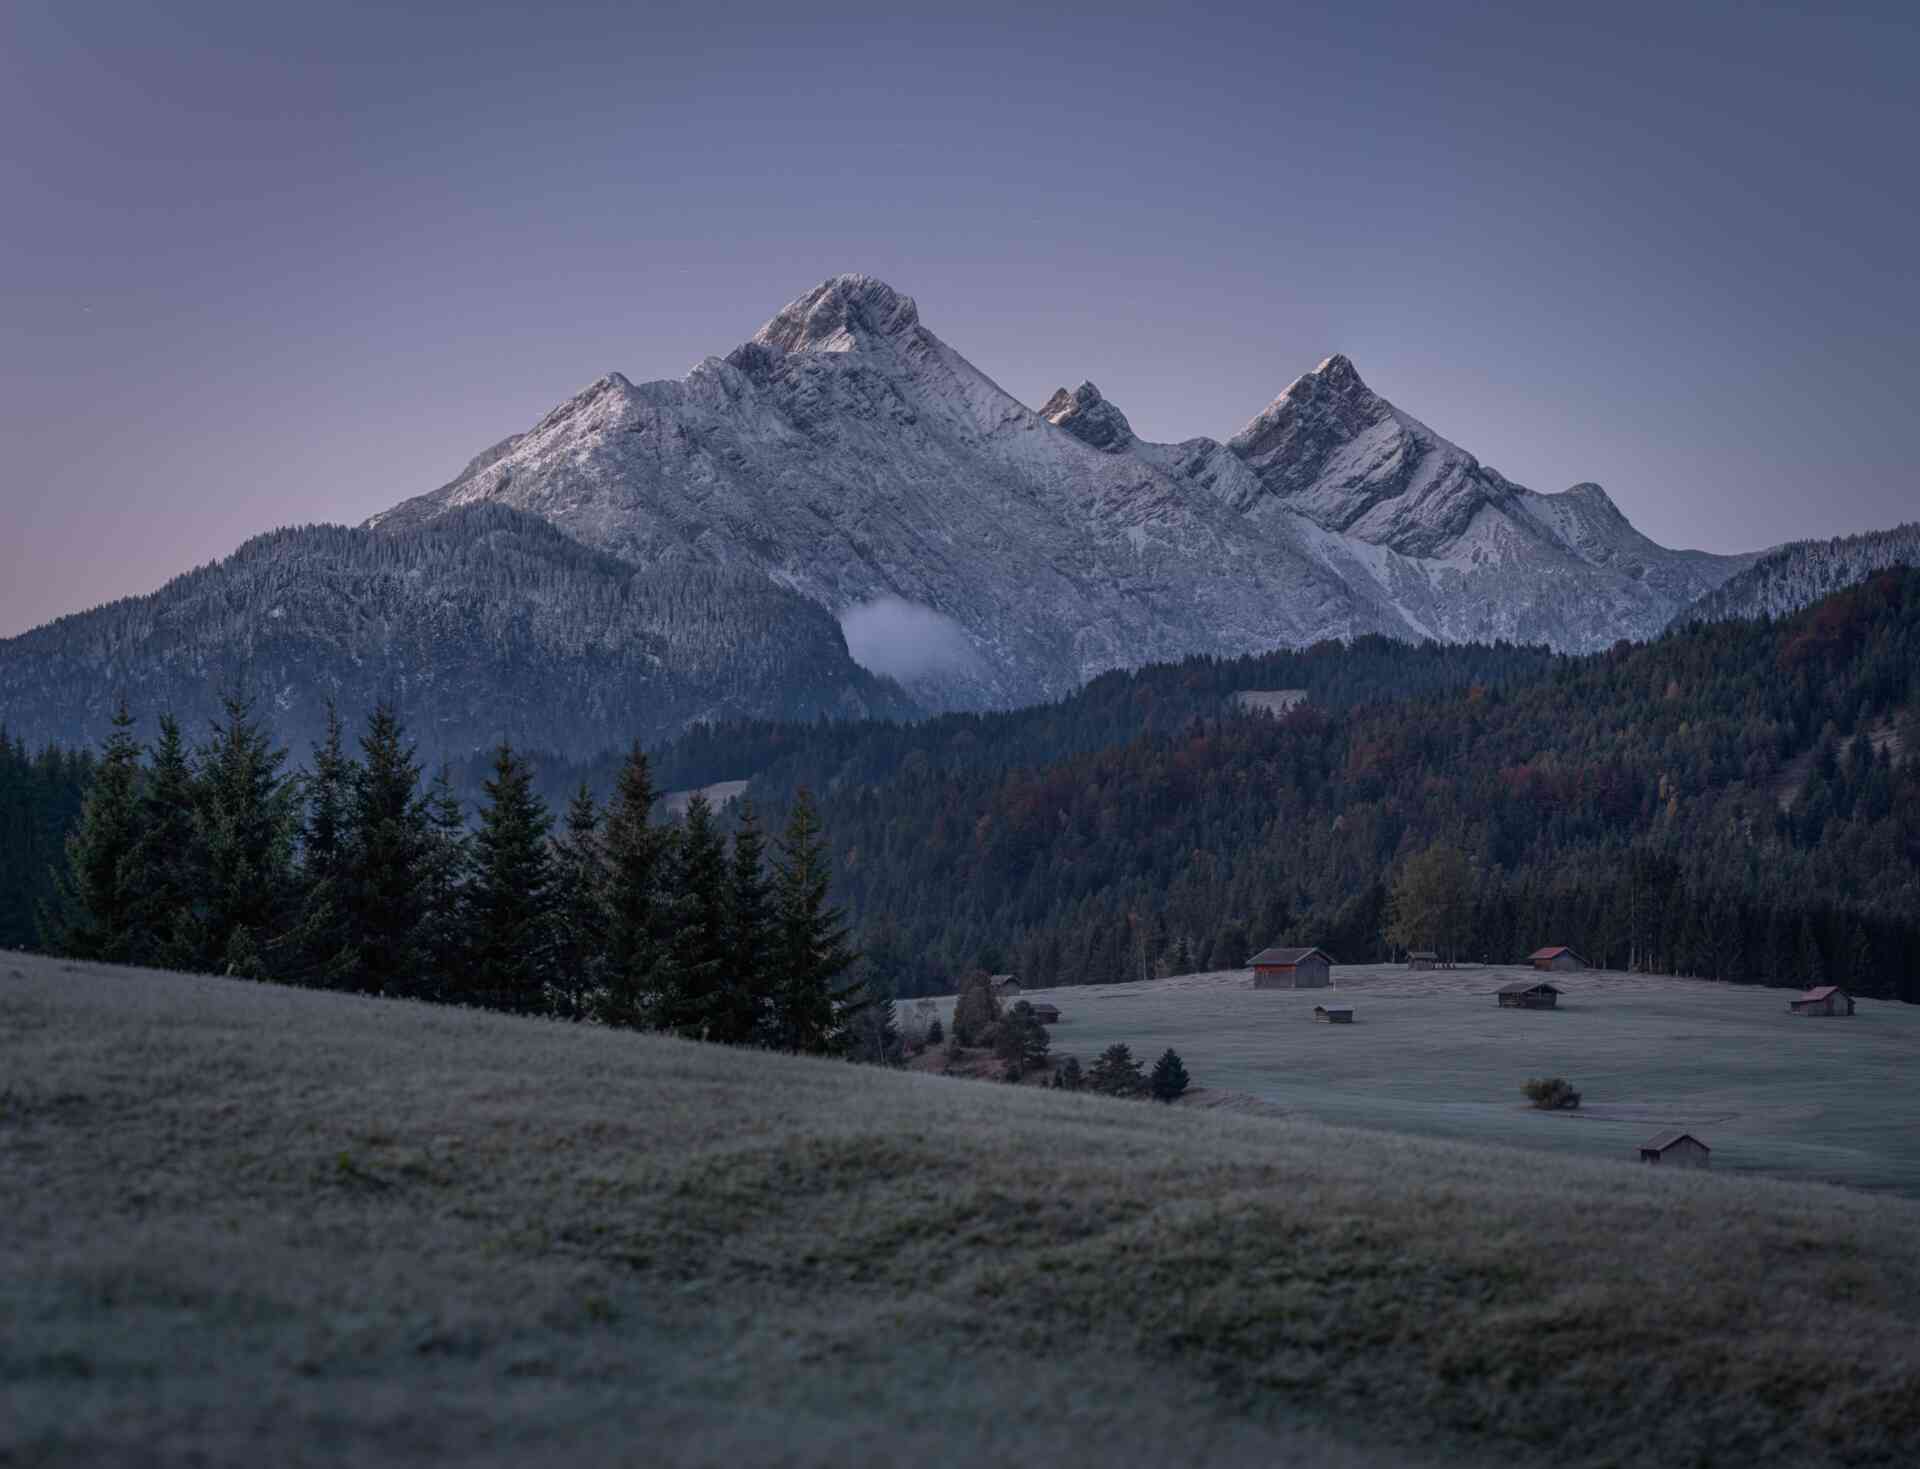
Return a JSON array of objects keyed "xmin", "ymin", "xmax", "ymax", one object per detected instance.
[{"xmin": 372, "ymin": 274, "xmax": 1759, "ymax": 708}]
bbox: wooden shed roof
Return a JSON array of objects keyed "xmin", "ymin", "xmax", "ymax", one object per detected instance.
[
  {"xmin": 1249, "ymin": 946, "xmax": 1332, "ymax": 966},
  {"xmin": 1528, "ymin": 946, "xmax": 1581, "ymax": 960},
  {"xmin": 1640, "ymin": 1130, "xmax": 1709, "ymax": 1153},
  {"xmin": 1795, "ymin": 985, "xmax": 1846, "ymax": 1002},
  {"xmin": 1497, "ymin": 979, "xmax": 1562, "ymax": 995}
]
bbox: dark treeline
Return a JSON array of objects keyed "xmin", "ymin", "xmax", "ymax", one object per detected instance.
[
  {"xmin": 32, "ymin": 698, "xmax": 884, "ymax": 1058},
  {"xmin": 0, "ymin": 733, "xmax": 95, "ymax": 948},
  {"xmin": 801, "ymin": 572, "xmax": 1920, "ymax": 1001}
]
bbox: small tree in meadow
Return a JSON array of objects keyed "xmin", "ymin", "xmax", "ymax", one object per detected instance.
[
  {"xmin": 1149, "ymin": 1048, "xmax": 1190, "ymax": 1103},
  {"xmin": 1088, "ymin": 1042, "xmax": 1145, "ymax": 1098}
]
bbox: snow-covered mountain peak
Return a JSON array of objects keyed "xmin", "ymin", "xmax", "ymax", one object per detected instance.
[
  {"xmin": 751, "ymin": 274, "xmax": 921, "ymax": 356},
  {"xmin": 1040, "ymin": 381, "xmax": 1136, "ymax": 451}
]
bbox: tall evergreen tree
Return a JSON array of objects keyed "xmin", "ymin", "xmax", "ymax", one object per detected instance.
[
  {"xmin": 548, "ymin": 783, "xmax": 608, "ymax": 1021},
  {"xmin": 338, "ymin": 703, "xmax": 436, "ymax": 997},
  {"xmin": 128, "ymin": 714, "xmax": 201, "ymax": 967},
  {"xmin": 287, "ymin": 704, "xmax": 359, "ymax": 987},
  {"xmin": 1149, "ymin": 1048, "xmax": 1191, "ymax": 1103},
  {"xmin": 769, "ymin": 788, "xmax": 859, "ymax": 1053},
  {"xmin": 418, "ymin": 764, "xmax": 472, "ymax": 996},
  {"xmin": 464, "ymin": 742, "xmax": 555, "ymax": 1013},
  {"xmin": 715, "ymin": 796, "xmax": 776, "ymax": 1044},
  {"xmin": 191, "ymin": 694, "xmax": 299, "ymax": 978},
  {"xmin": 601, "ymin": 743, "xmax": 669, "ymax": 1028},
  {"xmin": 43, "ymin": 699, "xmax": 144, "ymax": 963},
  {"xmin": 662, "ymin": 792, "xmax": 730, "ymax": 1037}
]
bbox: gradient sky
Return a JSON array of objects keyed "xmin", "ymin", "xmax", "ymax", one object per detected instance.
[{"xmin": 4, "ymin": 0, "xmax": 1917, "ymax": 636}]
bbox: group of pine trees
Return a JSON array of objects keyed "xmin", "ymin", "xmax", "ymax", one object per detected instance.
[{"xmin": 40, "ymin": 697, "xmax": 870, "ymax": 1055}]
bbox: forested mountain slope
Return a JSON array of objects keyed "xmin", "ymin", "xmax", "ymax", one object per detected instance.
[
  {"xmin": 0, "ymin": 504, "xmax": 914, "ymax": 759},
  {"xmin": 1682, "ymin": 522, "xmax": 1920, "ymax": 626},
  {"xmin": 736, "ymin": 573, "xmax": 1920, "ymax": 1000}
]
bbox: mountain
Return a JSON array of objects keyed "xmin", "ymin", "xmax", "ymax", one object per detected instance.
[
  {"xmin": 1680, "ymin": 522, "xmax": 1920, "ymax": 626},
  {"xmin": 373, "ymin": 274, "xmax": 1758, "ymax": 709},
  {"xmin": 4, "ymin": 273, "xmax": 1766, "ymax": 749},
  {"xmin": 0, "ymin": 505, "xmax": 914, "ymax": 757}
]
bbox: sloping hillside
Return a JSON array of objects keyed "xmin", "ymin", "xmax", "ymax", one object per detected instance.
[{"xmin": 5, "ymin": 957, "xmax": 1918, "ymax": 1467}]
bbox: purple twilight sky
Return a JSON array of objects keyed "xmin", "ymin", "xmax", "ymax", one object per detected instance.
[{"xmin": 3, "ymin": 0, "xmax": 1917, "ymax": 636}]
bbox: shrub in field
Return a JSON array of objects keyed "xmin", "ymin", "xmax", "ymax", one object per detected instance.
[
  {"xmin": 1149, "ymin": 1049, "xmax": 1190, "ymax": 1104},
  {"xmin": 1523, "ymin": 1077, "xmax": 1581, "ymax": 1110},
  {"xmin": 926, "ymin": 1017, "xmax": 943, "ymax": 1045},
  {"xmin": 1089, "ymin": 1043, "xmax": 1146, "ymax": 1098},
  {"xmin": 1052, "ymin": 1055, "xmax": 1084, "ymax": 1091}
]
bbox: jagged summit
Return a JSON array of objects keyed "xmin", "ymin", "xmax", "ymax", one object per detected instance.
[
  {"xmin": 1041, "ymin": 381, "xmax": 1135, "ymax": 452},
  {"xmin": 751, "ymin": 274, "xmax": 920, "ymax": 355}
]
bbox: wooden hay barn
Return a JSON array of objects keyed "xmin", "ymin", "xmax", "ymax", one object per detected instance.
[
  {"xmin": 1024, "ymin": 1001, "xmax": 1061, "ymax": 1025},
  {"xmin": 1528, "ymin": 946, "xmax": 1588, "ymax": 972},
  {"xmin": 1250, "ymin": 946, "xmax": 1333, "ymax": 990},
  {"xmin": 1407, "ymin": 950, "xmax": 1439, "ymax": 971},
  {"xmin": 1313, "ymin": 1004, "xmax": 1353, "ymax": 1024},
  {"xmin": 1639, "ymin": 1131, "xmax": 1711, "ymax": 1168},
  {"xmin": 989, "ymin": 974, "xmax": 1022, "ymax": 999},
  {"xmin": 1788, "ymin": 985, "xmax": 1854, "ymax": 1017},
  {"xmin": 1497, "ymin": 979, "xmax": 1561, "ymax": 1010}
]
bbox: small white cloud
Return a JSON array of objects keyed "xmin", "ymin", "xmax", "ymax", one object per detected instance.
[{"xmin": 839, "ymin": 596, "xmax": 983, "ymax": 684}]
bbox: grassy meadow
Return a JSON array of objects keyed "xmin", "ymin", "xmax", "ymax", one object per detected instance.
[
  {"xmin": 1010, "ymin": 964, "xmax": 1920, "ymax": 1195},
  {"xmin": 6, "ymin": 954, "xmax": 1920, "ymax": 1467}
]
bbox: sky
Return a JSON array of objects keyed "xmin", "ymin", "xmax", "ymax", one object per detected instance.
[{"xmin": 3, "ymin": 0, "xmax": 1917, "ymax": 636}]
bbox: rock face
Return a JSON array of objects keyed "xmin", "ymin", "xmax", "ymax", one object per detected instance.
[
  {"xmin": 3, "ymin": 273, "xmax": 1769, "ymax": 751},
  {"xmin": 1042, "ymin": 382, "xmax": 1135, "ymax": 452},
  {"xmin": 1680, "ymin": 522, "xmax": 1920, "ymax": 626},
  {"xmin": 0, "ymin": 505, "xmax": 915, "ymax": 758},
  {"xmin": 372, "ymin": 274, "xmax": 1757, "ymax": 711}
]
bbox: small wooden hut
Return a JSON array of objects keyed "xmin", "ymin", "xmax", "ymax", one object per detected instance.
[
  {"xmin": 1638, "ymin": 1131, "xmax": 1711, "ymax": 1168},
  {"xmin": 1313, "ymin": 1004, "xmax": 1354, "ymax": 1024},
  {"xmin": 1497, "ymin": 979, "xmax": 1561, "ymax": 1009},
  {"xmin": 1250, "ymin": 946, "xmax": 1333, "ymax": 990},
  {"xmin": 1407, "ymin": 950, "xmax": 1439, "ymax": 971},
  {"xmin": 1025, "ymin": 1001, "xmax": 1061, "ymax": 1025},
  {"xmin": 1528, "ymin": 946, "xmax": 1588, "ymax": 972},
  {"xmin": 1787, "ymin": 985, "xmax": 1854, "ymax": 1017},
  {"xmin": 989, "ymin": 974, "xmax": 1022, "ymax": 1000}
]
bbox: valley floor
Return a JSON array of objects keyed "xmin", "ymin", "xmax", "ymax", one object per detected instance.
[
  {"xmin": 1009, "ymin": 963, "xmax": 1920, "ymax": 1195},
  {"xmin": 5, "ymin": 955, "xmax": 1920, "ymax": 1467}
]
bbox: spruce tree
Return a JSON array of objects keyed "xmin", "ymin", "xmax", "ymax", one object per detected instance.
[
  {"xmin": 661, "ymin": 792, "xmax": 730, "ymax": 1037},
  {"xmin": 337, "ymin": 703, "xmax": 435, "ymax": 997},
  {"xmin": 1149, "ymin": 1048, "xmax": 1191, "ymax": 1103},
  {"xmin": 418, "ymin": 764, "xmax": 472, "ymax": 997},
  {"xmin": 717, "ymin": 796, "xmax": 775, "ymax": 1043},
  {"xmin": 769, "ymin": 789, "xmax": 859, "ymax": 1053},
  {"xmin": 43, "ymin": 699, "xmax": 144, "ymax": 962},
  {"xmin": 464, "ymin": 742, "xmax": 555, "ymax": 1013},
  {"xmin": 191, "ymin": 694, "xmax": 299, "ymax": 978},
  {"xmin": 601, "ymin": 743, "xmax": 669, "ymax": 1028},
  {"xmin": 287, "ymin": 704, "xmax": 359, "ymax": 988},
  {"xmin": 129, "ymin": 714, "xmax": 201, "ymax": 967},
  {"xmin": 548, "ymin": 783, "xmax": 608, "ymax": 1021}
]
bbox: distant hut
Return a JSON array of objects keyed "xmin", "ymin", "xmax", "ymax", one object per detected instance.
[
  {"xmin": 1407, "ymin": 950, "xmax": 1440, "ymax": 971},
  {"xmin": 1250, "ymin": 946, "xmax": 1333, "ymax": 990},
  {"xmin": 1787, "ymin": 985, "xmax": 1854, "ymax": 1017},
  {"xmin": 1638, "ymin": 1131, "xmax": 1711, "ymax": 1168},
  {"xmin": 1313, "ymin": 1004, "xmax": 1354, "ymax": 1024},
  {"xmin": 989, "ymin": 974, "xmax": 1022, "ymax": 1000},
  {"xmin": 1528, "ymin": 946, "xmax": 1588, "ymax": 972},
  {"xmin": 1026, "ymin": 1001, "xmax": 1061, "ymax": 1025},
  {"xmin": 1496, "ymin": 979, "xmax": 1561, "ymax": 1010}
]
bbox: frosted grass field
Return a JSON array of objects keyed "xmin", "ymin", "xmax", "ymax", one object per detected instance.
[
  {"xmin": 1021, "ymin": 964, "xmax": 1920, "ymax": 1194},
  {"xmin": 8, "ymin": 955, "xmax": 1920, "ymax": 1467}
]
